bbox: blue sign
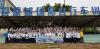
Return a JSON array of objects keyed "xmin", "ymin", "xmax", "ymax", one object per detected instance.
[
  {"xmin": 1, "ymin": 7, "xmax": 9, "ymax": 16},
  {"xmin": 80, "ymin": 7, "xmax": 88, "ymax": 16},
  {"xmin": 70, "ymin": 6, "xmax": 77, "ymax": 16},
  {"xmin": 12, "ymin": 7, "xmax": 21, "ymax": 16},
  {"xmin": 24, "ymin": 7, "xmax": 33, "ymax": 16},
  {"xmin": 48, "ymin": 7, "xmax": 55, "ymax": 16},
  {"xmin": 36, "ymin": 7, "xmax": 44, "ymax": 16},
  {"xmin": 91, "ymin": 6, "xmax": 100, "ymax": 15},
  {"xmin": 1, "ymin": 5, "xmax": 100, "ymax": 16},
  {"xmin": 72, "ymin": 7, "xmax": 77, "ymax": 16},
  {"xmin": 0, "ymin": 0, "xmax": 4, "ymax": 12},
  {"xmin": 59, "ymin": 7, "xmax": 66, "ymax": 16}
]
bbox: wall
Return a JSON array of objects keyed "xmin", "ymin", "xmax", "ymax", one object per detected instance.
[
  {"xmin": 84, "ymin": 34, "xmax": 100, "ymax": 43},
  {"xmin": 0, "ymin": 28, "xmax": 8, "ymax": 43}
]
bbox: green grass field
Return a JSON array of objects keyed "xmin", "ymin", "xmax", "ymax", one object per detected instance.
[{"xmin": 0, "ymin": 43, "xmax": 100, "ymax": 49}]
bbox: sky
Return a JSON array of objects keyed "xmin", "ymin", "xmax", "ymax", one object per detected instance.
[{"xmin": 10, "ymin": 0, "xmax": 100, "ymax": 11}]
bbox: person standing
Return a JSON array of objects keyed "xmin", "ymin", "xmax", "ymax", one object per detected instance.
[
  {"xmin": 80, "ymin": 31, "xmax": 84, "ymax": 43},
  {"xmin": 3, "ymin": 32, "xmax": 9, "ymax": 43}
]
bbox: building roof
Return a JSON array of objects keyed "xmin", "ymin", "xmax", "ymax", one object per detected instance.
[{"xmin": 0, "ymin": 16, "xmax": 100, "ymax": 28}]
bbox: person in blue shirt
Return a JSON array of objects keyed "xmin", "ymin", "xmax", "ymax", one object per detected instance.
[{"xmin": 3, "ymin": 32, "xmax": 8, "ymax": 43}]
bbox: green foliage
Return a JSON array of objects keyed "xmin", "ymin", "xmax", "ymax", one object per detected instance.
[
  {"xmin": 63, "ymin": 4, "xmax": 71, "ymax": 11},
  {"xmin": 96, "ymin": 27, "xmax": 100, "ymax": 33},
  {"xmin": 44, "ymin": 3, "xmax": 50, "ymax": 12},
  {"xmin": 83, "ymin": 27, "xmax": 100, "ymax": 34},
  {"xmin": 54, "ymin": 3, "xmax": 61, "ymax": 12},
  {"xmin": 43, "ymin": 3, "xmax": 71, "ymax": 12}
]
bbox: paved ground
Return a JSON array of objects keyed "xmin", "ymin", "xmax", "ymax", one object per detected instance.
[{"xmin": 0, "ymin": 43, "xmax": 100, "ymax": 49}]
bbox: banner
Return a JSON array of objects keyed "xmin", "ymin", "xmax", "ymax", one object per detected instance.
[{"xmin": 36, "ymin": 36, "xmax": 63, "ymax": 43}]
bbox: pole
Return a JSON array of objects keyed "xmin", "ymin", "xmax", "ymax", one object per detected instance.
[
  {"xmin": 94, "ymin": 21, "xmax": 96, "ymax": 34},
  {"xmin": 64, "ymin": 0, "xmax": 65, "ymax": 5}
]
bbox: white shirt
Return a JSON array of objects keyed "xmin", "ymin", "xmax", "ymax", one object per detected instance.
[
  {"xmin": 25, "ymin": 34, "xmax": 29, "ymax": 39},
  {"xmin": 21, "ymin": 34, "xmax": 26, "ymax": 37},
  {"xmin": 66, "ymin": 33, "xmax": 71, "ymax": 38},
  {"xmin": 8, "ymin": 33, "xmax": 13, "ymax": 38},
  {"xmin": 51, "ymin": 33, "xmax": 55, "ymax": 37},
  {"xmin": 13, "ymin": 33, "xmax": 17, "ymax": 38},
  {"xmin": 16, "ymin": 34, "xmax": 22, "ymax": 39},
  {"xmin": 45, "ymin": 33, "xmax": 51, "ymax": 36},
  {"xmin": 38, "ymin": 33, "xmax": 41, "ymax": 36},
  {"xmin": 28, "ymin": 33, "xmax": 33, "ymax": 38},
  {"xmin": 76, "ymin": 33, "xmax": 80, "ymax": 38}
]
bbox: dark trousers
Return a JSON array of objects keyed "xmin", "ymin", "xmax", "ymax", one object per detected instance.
[
  {"xmin": 63, "ymin": 37, "xmax": 71, "ymax": 43},
  {"xmin": 7, "ymin": 38, "xmax": 36, "ymax": 43},
  {"xmin": 5, "ymin": 37, "xmax": 9, "ymax": 43},
  {"xmin": 80, "ymin": 37, "xmax": 84, "ymax": 43},
  {"xmin": 63, "ymin": 37, "xmax": 81, "ymax": 43}
]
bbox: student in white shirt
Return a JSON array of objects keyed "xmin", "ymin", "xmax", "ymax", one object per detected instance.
[
  {"xmin": 8, "ymin": 33, "xmax": 12, "ymax": 39},
  {"xmin": 8, "ymin": 33, "xmax": 12, "ymax": 43},
  {"xmin": 76, "ymin": 31, "xmax": 81, "ymax": 43}
]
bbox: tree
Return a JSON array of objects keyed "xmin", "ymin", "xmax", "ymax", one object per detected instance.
[
  {"xmin": 62, "ymin": 4, "xmax": 71, "ymax": 11},
  {"xmin": 44, "ymin": 3, "xmax": 50, "ymax": 12},
  {"xmin": 83, "ymin": 27, "xmax": 98, "ymax": 34},
  {"xmin": 54, "ymin": 3, "xmax": 61, "ymax": 12}
]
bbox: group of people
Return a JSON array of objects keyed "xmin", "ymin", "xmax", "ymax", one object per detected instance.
[{"xmin": 6, "ymin": 26, "xmax": 83, "ymax": 43}]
